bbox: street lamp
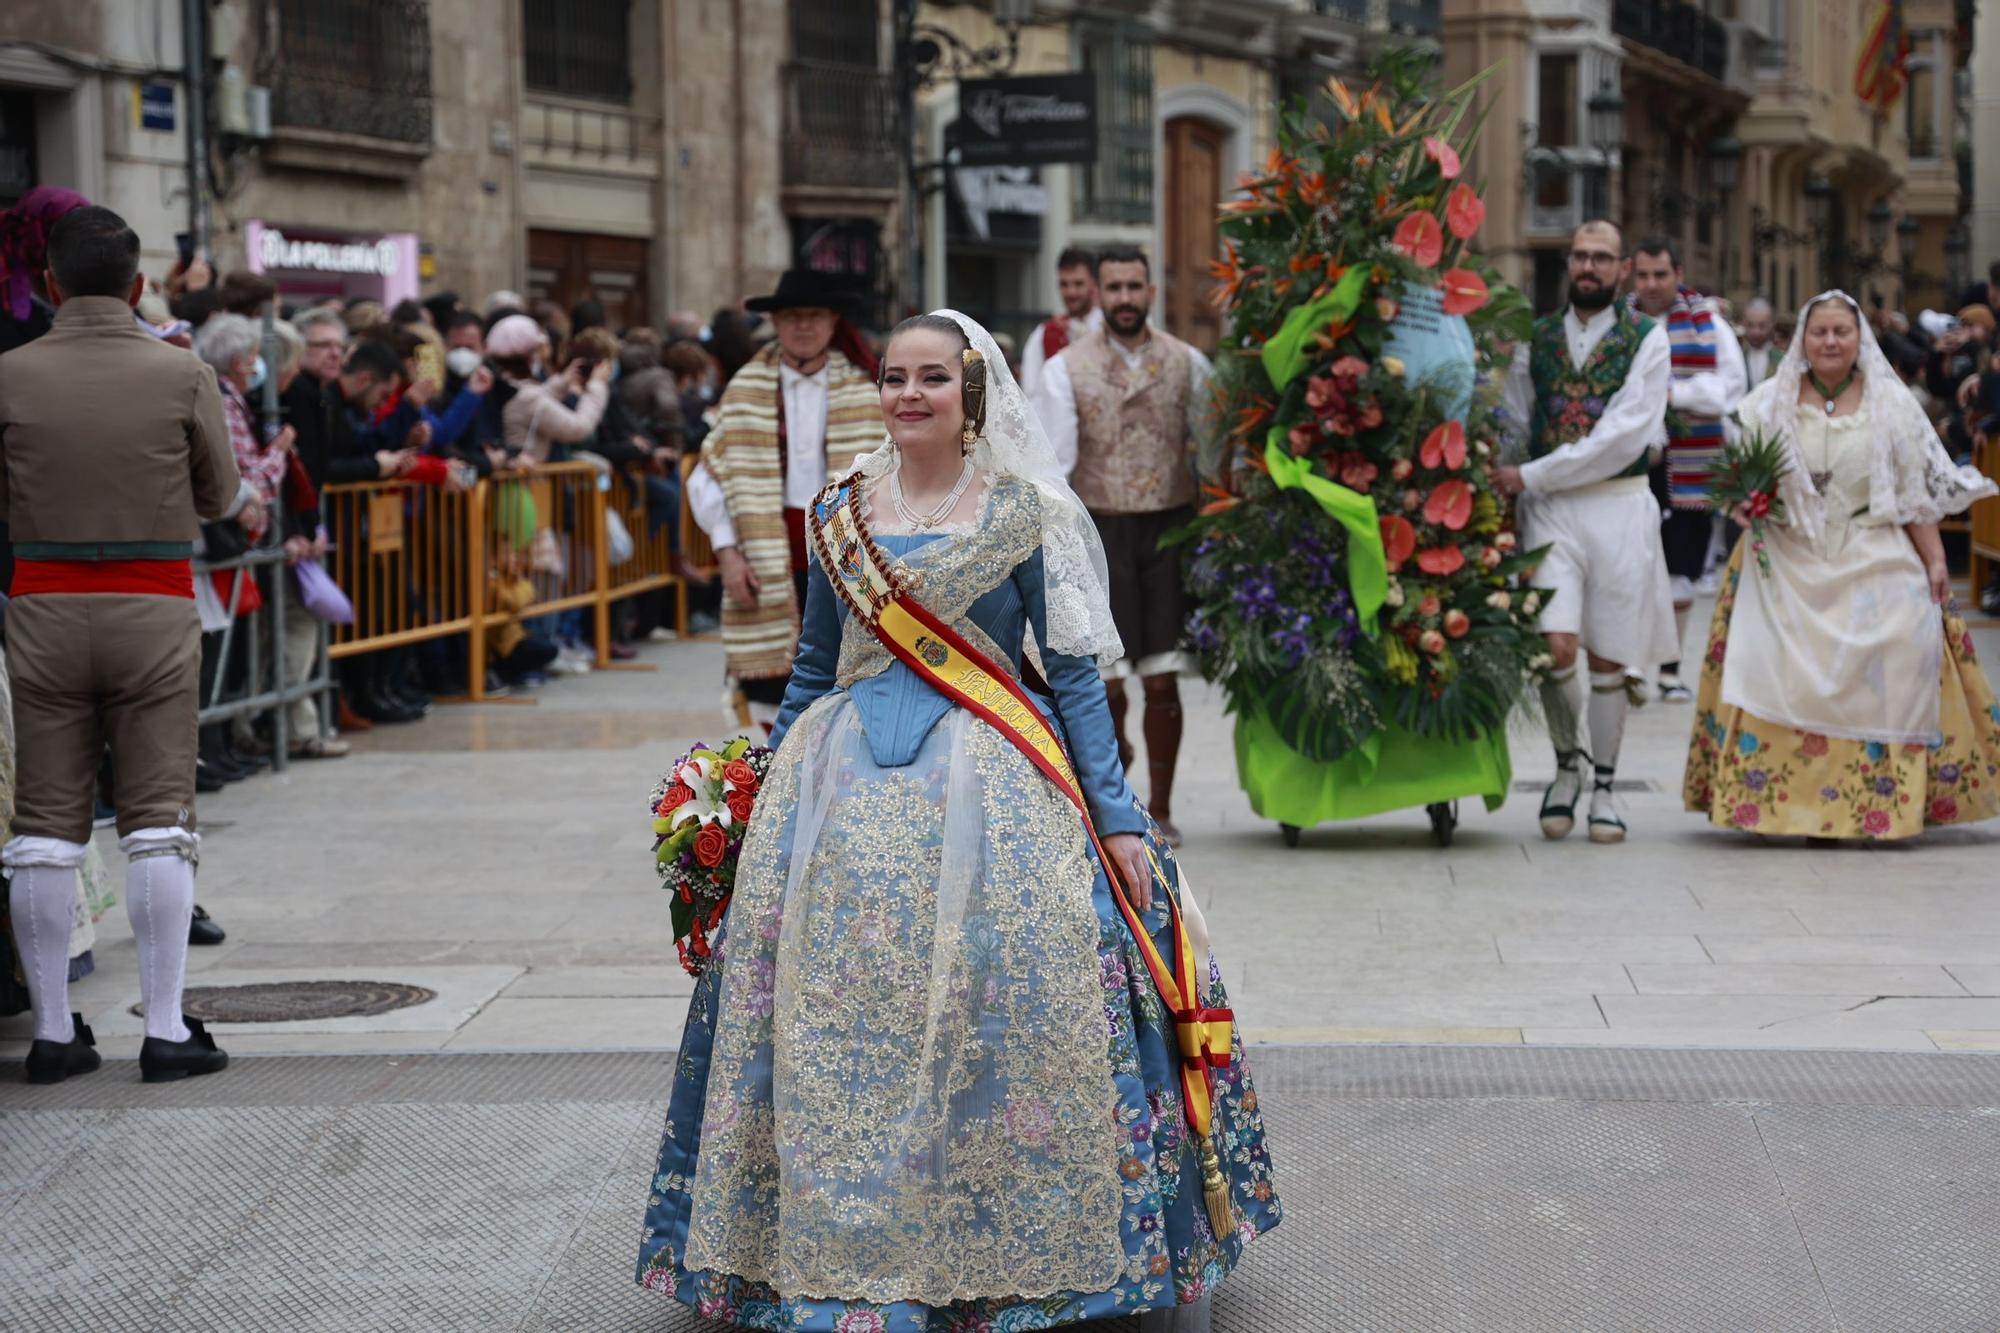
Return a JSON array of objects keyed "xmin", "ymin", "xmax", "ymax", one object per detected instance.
[
  {"xmin": 1897, "ymin": 215, "xmax": 1921, "ymax": 267},
  {"xmin": 1866, "ymin": 199, "xmax": 1893, "ymax": 254},
  {"xmin": 1587, "ymin": 78, "xmax": 1626, "ymax": 158},
  {"xmin": 1803, "ymin": 176, "xmax": 1833, "ymax": 234},
  {"xmin": 1708, "ymin": 136, "xmax": 1742, "ymax": 194},
  {"xmin": 1945, "ymin": 225, "xmax": 1970, "ymax": 292}
]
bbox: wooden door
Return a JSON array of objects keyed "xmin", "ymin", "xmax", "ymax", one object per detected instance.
[
  {"xmin": 1163, "ymin": 117, "xmax": 1224, "ymax": 354},
  {"xmin": 527, "ymin": 230, "xmax": 650, "ymax": 331}
]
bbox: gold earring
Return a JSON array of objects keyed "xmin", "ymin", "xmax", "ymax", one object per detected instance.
[{"xmin": 961, "ymin": 423, "xmax": 977, "ymax": 451}]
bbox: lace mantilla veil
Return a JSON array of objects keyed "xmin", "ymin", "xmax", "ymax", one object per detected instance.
[
  {"xmin": 1739, "ymin": 289, "xmax": 1996, "ymax": 542},
  {"xmin": 852, "ymin": 307, "xmax": 1125, "ymax": 666}
]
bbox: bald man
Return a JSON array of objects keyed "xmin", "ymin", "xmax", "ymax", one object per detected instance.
[
  {"xmin": 1740, "ymin": 298, "xmax": 1780, "ymax": 388},
  {"xmin": 1496, "ymin": 220, "xmax": 1676, "ymax": 845}
]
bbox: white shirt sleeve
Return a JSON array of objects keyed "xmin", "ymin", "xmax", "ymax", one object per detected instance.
[
  {"xmin": 1036, "ymin": 352, "xmax": 1080, "ymax": 476},
  {"xmin": 1501, "ymin": 342, "xmax": 1533, "ymax": 457},
  {"xmin": 1018, "ymin": 322, "xmax": 1049, "ymax": 402},
  {"xmin": 1667, "ymin": 315, "xmax": 1749, "ymax": 418},
  {"xmin": 686, "ymin": 460, "xmax": 737, "ymax": 550},
  {"xmin": 1520, "ymin": 323, "xmax": 1672, "ymax": 496}
]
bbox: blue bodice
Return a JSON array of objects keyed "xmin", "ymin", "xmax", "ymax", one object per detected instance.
[{"xmin": 770, "ymin": 494, "xmax": 1143, "ymax": 837}]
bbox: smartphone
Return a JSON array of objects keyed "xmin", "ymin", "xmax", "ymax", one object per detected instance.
[
  {"xmin": 412, "ymin": 340, "xmax": 444, "ymax": 388},
  {"xmin": 175, "ymin": 232, "xmax": 195, "ymax": 268}
]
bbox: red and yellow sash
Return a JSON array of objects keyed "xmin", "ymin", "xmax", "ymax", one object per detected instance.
[{"xmin": 810, "ymin": 476, "xmax": 1239, "ymax": 1233}]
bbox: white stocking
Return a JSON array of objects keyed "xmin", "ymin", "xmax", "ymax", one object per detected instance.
[
  {"xmin": 3, "ymin": 845, "xmax": 84, "ymax": 1043},
  {"xmin": 1588, "ymin": 670, "xmax": 1629, "ymax": 781},
  {"xmin": 122, "ymin": 829, "xmax": 199, "ymax": 1043},
  {"xmin": 1539, "ymin": 666, "xmax": 1587, "ymax": 766}
]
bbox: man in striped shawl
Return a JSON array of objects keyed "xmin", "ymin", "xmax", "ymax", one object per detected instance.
[
  {"xmin": 1628, "ymin": 238, "xmax": 1743, "ymax": 703},
  {"xmin": 685, "ymin": 271, "xmax": 881, "ymax": 728}
]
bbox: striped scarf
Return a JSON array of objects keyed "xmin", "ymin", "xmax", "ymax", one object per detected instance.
[
  {"xmin": 703, "ymin": 342, "xmax": 882, "ymax": 679},
  {"xmin": 1636, "ymin": 286, "xmax": 1725, "ymax": 510}
]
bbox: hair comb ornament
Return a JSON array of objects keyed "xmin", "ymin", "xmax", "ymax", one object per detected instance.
[{"xmin": 961, "ymin": 346, "xmax": 988, "ymax": 447}]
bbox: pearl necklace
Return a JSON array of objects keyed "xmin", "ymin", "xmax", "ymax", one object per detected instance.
[{"xmin": 889, "ymin": 458, "xmax": 976, "ymax": 529}]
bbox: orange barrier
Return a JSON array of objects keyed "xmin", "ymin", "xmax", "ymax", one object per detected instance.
[
  {"xmin": 677, "ymin": 452, "xmax": 720, "ymax": 581},
  {"xmin": 1971, "ymin": 434, "xmax": 2000, "ymax": 606},
  {"xmin": 322, "ymin": 460, "xmax": 689, "ymax": 701}
]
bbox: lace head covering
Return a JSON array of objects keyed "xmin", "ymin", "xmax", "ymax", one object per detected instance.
[
  {"xmin": 1739, "ymin": 289, "xmax": 1996, "ymax": 542},
  {"xmin": 854, "ymin": 308, "xmax": 1124, "ymax": 665}
]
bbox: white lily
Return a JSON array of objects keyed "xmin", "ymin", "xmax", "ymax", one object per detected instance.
[{"xmin": 670, "ymin": 756, "xmax": 727, "ymax": 829}]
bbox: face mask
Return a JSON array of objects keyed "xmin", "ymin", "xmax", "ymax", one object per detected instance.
[
  {"xmin": 247, "ymin": 356, "xmax": 268, "ymax": 392},
  {"xmin": 446, "ymin": 347, "xmax": 482, "ymax": 379}
]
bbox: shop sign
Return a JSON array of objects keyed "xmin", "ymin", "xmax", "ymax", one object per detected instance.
[
  {"xmin": 138, "ymin": 83, "xmax": 176, "ymax": 132},
  {"xmin": 954, "ymin": 74, "xmax": 1096, "ymax": 168},
  {"xmin": 951, "ymin": 165, "xmax": 1048, "ymax": 245},
  {"xmin": 259, "ymin": 227, "xmax": 403, "ymax": 277}
]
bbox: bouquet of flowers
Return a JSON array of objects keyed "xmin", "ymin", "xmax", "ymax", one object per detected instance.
[
  {"xmin": 651, "ymin": 738, "xmax": 774, "ymax": 976},
  {"xmin": 1179, "ymin": 51, "xmax": 1550, "ymax": 763},
  {"xmin": 1708, "ymin": 428, "xmax": 1792, "ymax": 578}
]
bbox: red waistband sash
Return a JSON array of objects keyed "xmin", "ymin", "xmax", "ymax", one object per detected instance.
[
  {"xmin": 12, "ymin": 558, "xmax": 195, "ymax": 599},
  {"xmin": 809, "ymin": 475, "xmax": 1239, "ymax": 1238}
]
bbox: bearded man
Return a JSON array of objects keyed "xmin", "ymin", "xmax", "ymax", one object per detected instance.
[
  {"xmin": 1018, "ymin": 246, "xmax": 1102, "ymax": 405},
  {"xmin": 685, "ymin": 271, "xmax": 880, "ymax": 729},
  {"xmin": 1496, "ymin": 220, "xmax": 1675, "ymax": 845}
]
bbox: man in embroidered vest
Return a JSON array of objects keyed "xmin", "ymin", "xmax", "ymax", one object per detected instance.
[
  {"xmin": 1496, "ymin": 220, "xmax": 1675, "ymax": 845},
  {"xmin": 1035, "ymin": 245, "xmax": 1218, "ymax": 846},
  {"xmin": 1018, "ymin": 245, "xmax": 1103, "ymax": 406},
  {"xmin": 0, "ymin": 206, "xmax": 243, "ymax": 1083},
  {"xmin": 686, "ymin": 270, "xmax": 881, "ymax": 731},
  {"xmin": 1629, "ymin": 237, "xmax": 1744, "ymax": 704}
]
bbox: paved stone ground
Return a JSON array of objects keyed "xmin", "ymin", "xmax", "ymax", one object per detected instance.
[
  {"xmin": 3, "ymin": 598, "xmax": 1996, "ymax": 1061},
  {"xmin": 6, "ymin": 1044, "xmax": 2000, "ymax": 1331}
]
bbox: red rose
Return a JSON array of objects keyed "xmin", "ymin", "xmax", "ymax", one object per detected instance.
[
  {"xmin": 1749, "ymin": 491, "xmax": 1772, "ymax": 518},
  {"xmin": 693, "ymin": 823, "xmax": 730, "ymax": 868},
  {"xmin": 1862, "ymin": 809, "xmax": 1892, "ymax": 836},
  {"xmin": 1443, "ymin": 609, "xmax": 1470, "ymax": 638},
  {"xmin": 726, "ymin": 790, "xmax": 756, "ymax": 824},
  {"xmin": 657, "ymin": 783, "xmax": 695, "ymax": 815},
  {"xmin": 1931, "ymin": 796, "xmax": 1959, "ymax": 823},
  {"xmin": 722, "ymin": 759, "xmax": 760, "ymax": 794},
  {"xmin": 1800, "ymin": 732, "xmax": 1829, "ymax": 757}
]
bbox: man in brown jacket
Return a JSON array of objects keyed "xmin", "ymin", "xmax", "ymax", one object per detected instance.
[{"xmin": 0, "ymin": 205, "xmax": 243, "ymax": 1084}]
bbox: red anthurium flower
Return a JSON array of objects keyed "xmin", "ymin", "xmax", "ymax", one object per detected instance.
[
  {"xmin": 1392, "ymin": 213, "xmax": 1444, "ymax": 269},
  {"xmin": 1417, "ymin": 545, "xmax": 1467, "ymax": 575},
  {"xmin": 1422, "ymin": 478, "xmax": 1474, "ymax": 530},
  {"xmin": 1380, "ymin": 514, "xmax": 1417, "ymax": 568},
  {"xmin": 1418, "ymin": 421, "xmax": 1468, "ymax": 471},
  {"xmin": 1424, "ymin": 136, "xmax": 1462, "ymax": 180},
  {"xmin": 1439, "ymin": 268, "xmax": 1491, "ymax": 316},
  {"xmin": 1445, "ymin": 183, "xmax": 1486, "ymax": 240}
]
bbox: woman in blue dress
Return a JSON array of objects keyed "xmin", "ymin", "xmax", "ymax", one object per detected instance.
[{"xmin": 637, "ymin": 310, "xmax": 1278, "ymax": 1330}]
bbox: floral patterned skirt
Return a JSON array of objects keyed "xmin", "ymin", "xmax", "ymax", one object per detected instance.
[
  {"xmin": 1684, "ymin": 548, "xmax": 2000, "ymax": 839},
  {"xmin": 636, "ymin": 696, "xmax": 1280, "ymax": 1329}
]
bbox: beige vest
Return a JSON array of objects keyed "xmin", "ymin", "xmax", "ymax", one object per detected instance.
[{"xmin": 1065, "ymin": 328, "xmax": 1196, "ymax": 514}]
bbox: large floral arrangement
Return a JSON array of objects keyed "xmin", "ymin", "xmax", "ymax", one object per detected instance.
[
  {"xmin": 651, "ymin": 738, "xmax": 774, "ymax": 976},
  {"xmin": 1180, "ymin": 53, "xmax": 1551, "ymax": 762}
]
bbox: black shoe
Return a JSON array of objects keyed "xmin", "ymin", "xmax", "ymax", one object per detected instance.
[
  {"xmin": 25, "ymin": 1014, "xmax": 101, "ymax": 1084},
  {"xmin": 188, "ymin": 904, "xmax": 226, "ymax": 947},
  {"xmin": 140, "ymin": 1016, "xmax": 228, "ymax": 1083},
  {"xmin": 195, "ymin": 761, "xmax": 227, "ymax": 794}
]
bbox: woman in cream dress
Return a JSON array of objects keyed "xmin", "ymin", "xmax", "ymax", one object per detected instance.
[{"xmin": 1685, "ymin": 291, "xmax": 2000, "ymax": 839}]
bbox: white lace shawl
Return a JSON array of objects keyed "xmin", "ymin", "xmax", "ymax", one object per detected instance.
[
  {"xmin": 851, "ymin": 308, "xmax": 1125, "ymax": 666},
  {"xmin": 1737, "ymin": 289, "xmax": 1996, "ymax": 543}
]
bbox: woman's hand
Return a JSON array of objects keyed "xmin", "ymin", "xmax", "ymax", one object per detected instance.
[
  {"xmin": 1103, "ymin": 833, "xmax": 1153, "ymax": 913},
  {"xmin": 268, "ymin": 424, "xmax": 296, "ymax": 455},
  {"xmin": 1729, "ymin": 501, "xmax": 1755, "ymax": 529},
  {"xmin": 1928, "ymin": 559, "xmax": 1952, "ymax": 605}
]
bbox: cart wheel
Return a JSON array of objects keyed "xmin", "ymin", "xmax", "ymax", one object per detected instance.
[
  {"xmin": 1280, "ymin": 823, "xmax": 1301, "ymax": 848},
  {"xmin": 1426, "ymin": 801, "xmax": 1458, "ymax": 848}
]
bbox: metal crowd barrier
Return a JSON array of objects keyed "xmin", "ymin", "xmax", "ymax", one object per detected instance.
[
  {"xmin": 194, "ymin": 542, "xmax": 336, "ymax": 773},
  {"xmin": 321, "ymin": 461, "xmax": 690, "ymax": 703}
]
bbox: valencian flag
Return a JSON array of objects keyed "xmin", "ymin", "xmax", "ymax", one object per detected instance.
[{"xmin": 1855, "ymin": 0, "xmax": 1911, "ymax": 112}]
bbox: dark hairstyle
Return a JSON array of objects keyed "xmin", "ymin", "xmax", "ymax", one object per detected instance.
[
  {"xmin": 1988, "ymin": 260, "xmax": 2000, "ymax": 286},
  {"xmin": 1634, "ymin": 235, "xmax": 1682, "ymax": 269},
  {"xmin": 423, "ymin": 290, "xmax": 461, "ymax": 322},
  {"xmin": 881, "ymin": 313, "xmax": 985, "ymax": 440},
  {"xmin": 447, "ymin": 309, "xmax": 484, "ymax": 335},
  {"xmin": 662, "ymin": 340, "xmax": 710, "ymax": 379},
  {"xmin": 707, "ymin": 308, "xmax": 756, "ymax": 380},
  {"xmin": 389, "ymin": 298, "xmax": 427, "ymax": 326},
  {"xmin": 570, "ymin": 298, "xmax": 607, "ymax": 333},
  {"xmin": 1056, "ymin": 245, "xmax": 1097, "ymax": 274},
  {"xmin": 1095, "ymin": 244, "xmax": 1150, "ymax": 280},
  {"xmin": 46, "ymin": 206, "xmax": 141, "ymax": 300},
  {"xmin": 169, "ymin": 286, "xmax": 220, "ymax": 329},
  {"xmin": 341, "ymin": 339, "xmax": 402, "ymax": 383},
  {"xmin": 218, "ymin": 270, "xmax": 277, "ymax": 315},
  {"xmin": 1575, "ymin": 218, "xmax": 1626, "ymax": 252}
]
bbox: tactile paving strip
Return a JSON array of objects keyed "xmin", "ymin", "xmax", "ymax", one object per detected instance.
[{"xmin": 3, "ymin": 1044, "xmax": 1998, "ymax": 1331}]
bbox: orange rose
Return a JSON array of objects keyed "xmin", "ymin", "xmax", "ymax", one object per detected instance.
[
  {"xmin": 722, "ymin": 759, "xmax": 759, "ymax": 793},
  {"xmin": 725, "ymin": 790, "xmax": 756, "ymax": 825},
  {"xmin": 656, "ymin": 784, "xmax": 694, "ymax": 815},
  {"xmin": 693, "ymin": 823, "xmax": 730, "ymax": 868}
]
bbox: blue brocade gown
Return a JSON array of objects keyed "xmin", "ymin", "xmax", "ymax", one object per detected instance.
[{"xmin": 636, "ymin": 478, "xmax": 1279, "ymax": 1329}]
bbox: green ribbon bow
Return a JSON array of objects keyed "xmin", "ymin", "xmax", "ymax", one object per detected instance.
[
  {"xmin": 1259, "ymin": 264, "xmax": 1372, "ymax": 392},
  {"xmin": 1262, "ymin": 436, "xmax": 1387, "ymax": 638}
]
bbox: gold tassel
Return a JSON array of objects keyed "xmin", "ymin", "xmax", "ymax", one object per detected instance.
[{"xmin": 1199, "ymin": 1134, "xmax": 1236, "ymax": 1239}]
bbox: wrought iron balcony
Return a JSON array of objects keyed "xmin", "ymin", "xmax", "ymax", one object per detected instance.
[
  {"xmin": 781, "ymin": 60, "xmax": 899, "ymax": 193},
  {"xmin": 1613, "ymin": 0, "xmax": 1728, "ymax": 83},
  {"xmin": 268, "ymin": 0, "xmax": 433, "ymax": 146},
  {"xmin": 1387, "ymin": 0, "xmax": 1442, "ymax": 37}
]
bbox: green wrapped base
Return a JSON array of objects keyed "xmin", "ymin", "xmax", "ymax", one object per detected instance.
[{"xmin": 1234, "ymin": 709, "xmax": 1512, "ymax": 828}]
